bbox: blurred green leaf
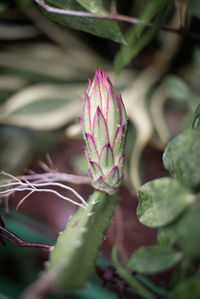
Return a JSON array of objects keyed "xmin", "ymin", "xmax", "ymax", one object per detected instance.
[
  {"xmin": 41, "ymin": 0, "xmax": 125, "ymax": 43},
  {"xmin": 68, "ymin": 281, "xmax": 117, "ymax": 299},
  {"xmin": 169, "ymin": 275, "xmax": 200, "ymax": 299},
  {"xmin": 3, "ymin": 210, "xmax": 54, "ymax": 245},
  {"xmin": 163, "ymin": 129, "xmax": 200, "ymax": 190},
  {"xmin": 188, "ymin": 0, "xmax": 200, "ymax": 19},
  {"xmin": 137, "ymin": 178, "xmax": 194, "ymax": 228},
  {"xmin": 0, "ymin": 84, "xmax": 84, "ymax": 130},
  {"xmin": 0, "ymin": 126, "xmax": 35, "ymax": 174},
  {"xmin": 76, "ymin": 0, "xmax": 105, "ymax": 13},
  {"xmin": 190, "ymin": 104, "xmax": 200, "ymax": 129},
  {"xmin": 0, "ymin": 2, "xmax": 8, "ymax": 13},
  {"xmin": 157, "ymin": 223, "xmax": 178, "ymax": 246},
  {"xmin": 163, "ymin": 75, "xmax": 191, "ymax": 102},
  {"xmin": 0, "ymin": 278, "xmax": 22, "ymax": 298},
  {"xmin": 17, "ymin": 0, "xmax": 32, "ymax": 8},
  {"xmin": 127, "ymin": 246, "xmax": 182, "ymax": 274},
  {"xmin": 177, "ymin": 202, "xmax": 200, "ymax": 258},
  {"xmin": 114, "ymin": 0, "xmax": 171, "ymax": 73},
  {"xmin": 73, "ymin": 153, "xmax": 88, "ymax": 175},
  {"xmin": 193, "ymin": 47, "xmax": 200, "ymax": 69}
]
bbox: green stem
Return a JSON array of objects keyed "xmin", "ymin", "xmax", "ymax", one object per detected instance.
[
  {"xmin": 112, "ymin": 248, "xmax": 156, "ymax": 299},
  {"xmin": 46, "ymin": 191, "xmax": 119, "ymax": 290}
]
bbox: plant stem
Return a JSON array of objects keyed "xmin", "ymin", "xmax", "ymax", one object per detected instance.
[
  {"xmin": 112, "ymin": 248, "xmax": 156, "ymax": 299},
  {"xmin": 0, "ymin": 224, "xmax": 51, "ymax": 251}
]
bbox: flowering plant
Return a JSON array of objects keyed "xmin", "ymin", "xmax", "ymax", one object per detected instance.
[{"xmin": 80, "ymin": 69, "xmax": 127, "ymax": 194}]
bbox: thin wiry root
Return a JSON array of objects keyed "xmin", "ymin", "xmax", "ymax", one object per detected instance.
[{"xmin": 0, "ymin": 171, "xmax": 89, "ymax": 210}]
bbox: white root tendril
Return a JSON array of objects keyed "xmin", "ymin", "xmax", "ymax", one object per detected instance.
[{"xmin": 0, "ymin": 169, "xmax": 89, "ymax": 210}]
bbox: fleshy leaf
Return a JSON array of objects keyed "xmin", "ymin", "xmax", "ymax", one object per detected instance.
[
  {"xmin": 163, "ymin": 129, "xmax": 200, "ymax": 190},
  {"xmin": 177, "ymin": 202, "xmax": 200, "ymax": 258},
  {"xmin": 137, "ymin": 177, "xmax": 194, "ymax": 227},
  {"xmin": 127, "ymin": 245, "xmax": 182, "ymax": 274},
  {"xmin": 169, "ymin": 275, "xmax": 200, "ymax": 299}
]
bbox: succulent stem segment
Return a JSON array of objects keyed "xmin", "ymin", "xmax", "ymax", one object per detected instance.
[{"xmin": 80, "ymin": 69, "xmax": 127, "ymax": 194}]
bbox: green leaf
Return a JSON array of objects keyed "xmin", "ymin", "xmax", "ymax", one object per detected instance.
[
  {"xmin": 17, "ymin": 0, "xmax": 32, "ymax": 8},
  {"xmin": 46, "ymin": 191, "xmax": 118, "ymax": 290},
  {"xmin": 163, "ymin": 129, "xmax": 200, "ymax": 190},
  {"xmin": 42, "ymin": 0, "xmax": 124, "ymax": 43},
  {"xmin": 112, "ymin": 248, "xmax": 155, "ymax": 299},
  {"xmin": 190, "ymin": 104, "xmax": 200, "ymax": 129},
  {"xmin": 0, "ymin": 3, "xmax": 8, "ymax": 13},
  {"xmin": 157, "ymin": 223, "xmax": 178, "ymax": 246},
  {"xmin": 114, "ymin": 0, "xmax": 171, "ymax": 73},
  {"xmin": 137, "ymin": 177, "xmax": 194, "ymax": 228},
  {"xmin": 0, "ymin": 84, "xmax": 83, "ymax": 130},
  {"xmin": 127, "ymin": 246, "xmax": 182, "ymax": 274},
  {"xmin": 177, "ymin": 202, "xmax": 200, "ymax": 258},
  {"xmin": 188, "ymin": 0, "xmax": 200, "ymax": 19},
  {"xmin": 163, "ymin": 75, "xmax": 191, "ymax": 102},
  {"xmin": 75, "ymin": 0, "xmax": 105, "ymax": 14},
  {"xmin": 169, "ymin": 275, "xmax": 200, "ymax": 299}
]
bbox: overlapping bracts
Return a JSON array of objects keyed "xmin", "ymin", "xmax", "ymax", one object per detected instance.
[{"xmin": 79, "ymin": 69, "xmax": 127, "ymax": 194}]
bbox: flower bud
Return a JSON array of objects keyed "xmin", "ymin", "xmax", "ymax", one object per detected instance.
[{"xmin": 79, "ymin": 69, "xmax": 127, "ymax": 194}]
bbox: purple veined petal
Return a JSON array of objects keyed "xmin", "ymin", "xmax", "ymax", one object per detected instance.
[
  {"xmin": 78, "ymin": 116, "xmax": 84, "ymax": 130},
  {"xmin": 94, "ymin": 176, "xmax": 107, "ymax": 189},
  {"xmin": 112, "ymin": 124, "xmax": 126, "ymax": 163},
  {"xmin": 95, "ymin": 73, "xmax": 103, "ymax": 111},
  {"xmin": 87, "ymin": 79, "xmax": 92, "ymax": 93},
  {"xmin": 93, "ymin": 175, "xmax": 117, "ymax": 195},
  {"xmin": 99, "ymin": 69, "xmax": 109, "ymax": 93},
  {"xmin": 106, "ymin": 88, "xmax": 121, "ymax": 145},
  {"xmin": 93, "ymin": 107, "xmax": 110, "ymax": 153},
  {"xmin": 94, "ymin": 69, "xmax": 99, "ymax": 93},
  {"xmin": 83, "ymin": 92, "xmax": 92, "ymax": 134},
  {"xmin": 117, "ymin": 153, "xmax": 125, "ymax": 168},
  {"xmin": 99, "ymin": 143, "xmax": 114, "ymax": 176},
  {"xmin": 88, "ymin": 169, "xmax": 93, "ymax": 180},
  {"xmin": 85, "ymin": 133, "xmax": 99, "ymax": 162},
  {"xmin": 105, "ymin": 166, "xmax": 119, "ymax": 186},
  {"xmin": 78, "ymin": 116, "xmax": 86, "ymax": 135},
  {"xmin": 90, "ymin": 161, "xmax": 104, "ymax": 181},
  {"xmin": 118, "ymin": 94, "xmax": 127, "ymax": 125},
  {"xmin": 96, "ymin": 176, "xmax": 105, "ymax": 183},
  {"xmin": 112, "ymin": 124, "xmax": 125, "ymax": 148},
  {"xmin": 106, "ymin": 87, "xmax": 113, "ymax": 123},
  {"xmin": 83, "ymin": 146, "xmax": 90, "ymax": 162}
]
